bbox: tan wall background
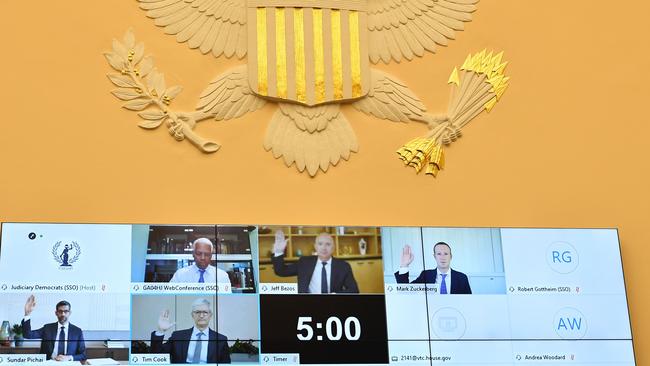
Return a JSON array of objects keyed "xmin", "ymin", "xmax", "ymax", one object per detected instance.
[{"xmin": 0, "ymin": 1, "xmax": 647, "ymax": 363}]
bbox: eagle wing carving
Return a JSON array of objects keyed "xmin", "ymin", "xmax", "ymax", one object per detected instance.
[
  {"xmin": 138, "ymin": 0, "xmax": 247, "ymax": 59},
  {"xmin": 353, "ymin": 69, "xmax": 430, "ymax": 123},
  {"xmin": 196, "ymin": 65, "xmax": 266, "ymax": 120},
  {"xmin": 367, "ymin": 0, "xmax": 478, "ymax": 64}
]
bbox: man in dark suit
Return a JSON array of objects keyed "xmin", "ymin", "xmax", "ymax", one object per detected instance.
[
  {"xmin": 394, "ymin": 242, "xmax": 472, "ymax": 294},
  {"xmin": 272, "ymin": 231, "xmax": 359, "ymax": 293},
  {"xmin": 150, "ymin": 298, "xmax": 230, "ymax": 364},
  {"xmin": 21, "ymin": 295, "xmax": 87, "ymax": 361}
]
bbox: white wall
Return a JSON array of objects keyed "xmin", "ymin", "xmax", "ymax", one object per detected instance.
[{"xmin": 217, "ymin": 295, "xmax": 260, "ymax": 342}]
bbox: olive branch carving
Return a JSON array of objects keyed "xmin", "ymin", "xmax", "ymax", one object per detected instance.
[
  {"xmin": 70, "ymin": 241, "xmax": 81, "ymax": 263},
  {"xmin": 104, "ymin": 30, "xmax": 219, "ymax": 152},
  {"xmin": 52, "ymin": 241, "xmax": 62, "ymax": 264}
]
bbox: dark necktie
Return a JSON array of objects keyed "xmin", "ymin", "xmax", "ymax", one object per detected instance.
[
  {"xmin": 198, "ymin": 269, "xmax": 205, "ymax": 283},
  {"xmin": 321, "ymin": 262, "xmax": 328, "ymax": 293},
  {"xmin": 57, "ymin": 326, "xmax": 65, "ymax": 356},
  {"xmin": 440, "ymin": 274, "xmax": 448, "ymax": 294},
  {"xmin": 192, "ymin": 332, "xmax": 205, "ymax": 363}
]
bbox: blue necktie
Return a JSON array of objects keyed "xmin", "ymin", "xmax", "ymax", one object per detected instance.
[
  {"xmin": 57, "ymin": 326, "xmax": 65, "ymax": 356},
  {"xmin": 440, "ymin": 274, "xmax": 448, "ymax": 294},
  {"xmin": 198, "ymin": 269, "xmax": 205, "ymax": 283},
  {"xmin": 192, "ymin": 332, "xmax": 204, "ymax": 363},
  {"xmin": 321, "ymin": 262, "xmax": 328, "ymax": 293}
]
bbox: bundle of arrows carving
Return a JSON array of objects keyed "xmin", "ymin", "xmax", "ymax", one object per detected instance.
[{"xmin": 397, "ymin": 50, "xmax": 509, "ymax": 176}]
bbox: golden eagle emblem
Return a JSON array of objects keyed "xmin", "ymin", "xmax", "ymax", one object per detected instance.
[{"xmin": 105, "ymin": 0, "xmax": 508, "ymax": 176}]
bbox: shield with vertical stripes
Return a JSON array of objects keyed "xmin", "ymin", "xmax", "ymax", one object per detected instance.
[{"xmin": 247, "ymin": 0, "xmax": 370, "ymax": 106}]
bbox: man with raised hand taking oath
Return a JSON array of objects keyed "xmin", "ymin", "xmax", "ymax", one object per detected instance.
[
  {"xmin": 150, "ymin": 298, "xmax": 230, "ymax": 363},
  {"xmin": 394, "ymin": 242, "xmax": 472, "ymax": 294},
  {"xmin": 21, "ymin": 295, "xmax": 87, "ymax": 361},
  {"xmin": 272, "ymin": 230, "xmax": 359, "ymax": 293}
]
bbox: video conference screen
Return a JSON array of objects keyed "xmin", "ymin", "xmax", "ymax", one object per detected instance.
[{"xmin": 0, "ymin": 223, "xmax": 636, "ymax": 365}]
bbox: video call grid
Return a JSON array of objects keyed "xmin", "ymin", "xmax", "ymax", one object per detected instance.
[{"xmin": 0, "ymin": 223, "xmax": 635, "ymax": 365}]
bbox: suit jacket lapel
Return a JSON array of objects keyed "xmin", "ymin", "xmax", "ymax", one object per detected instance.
[
  {"xmin": 44, "ymin": 323, "xmax": 56, "ymax": 356},
  {"xmin": 329, "ymin": 259, "xmax": 340, "ymax": 291},
  {"xmin": 299, "ymin": 257, "xmax": 317, "ymax": 292},
  {"xmin": 450, "ymin": 269, "xmax": 460, "ymax": 294},
  {"xmin": 207, "ymin": 330, "xmax": 216, "ymax": 361},
  {"xmin": 177, "ymin": 329, "xmax": 191, "ymax": 362}
]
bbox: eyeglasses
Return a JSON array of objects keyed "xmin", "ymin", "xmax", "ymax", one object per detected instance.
[
  {"xmin": 56, "ymin": 310, "xmax": 70, "ymax": 314},
  {"xmin": 192, "ymin": 310, "xmax": 211, "ymax": 317}
]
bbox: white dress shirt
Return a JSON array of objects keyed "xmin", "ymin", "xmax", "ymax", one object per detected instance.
[
  {"xmin": 308, "ymin": 258, "xmax": 332, "ymax": 294},
  {"xmin": 185, "ymin": 326, "xmax": 209, "ymax": 364},
  {"xmin": 170, "ymin": 264, "xmax": 231, "ymax": 292}
]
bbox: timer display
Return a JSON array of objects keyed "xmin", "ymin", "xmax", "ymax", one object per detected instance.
[
  {"xmin": 260, "ymin": 294, "xmax": 389, "ymax": 364},
  {"xmin": 296, "ymin": 316, "xmax": 361, "ymax": 341}
]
